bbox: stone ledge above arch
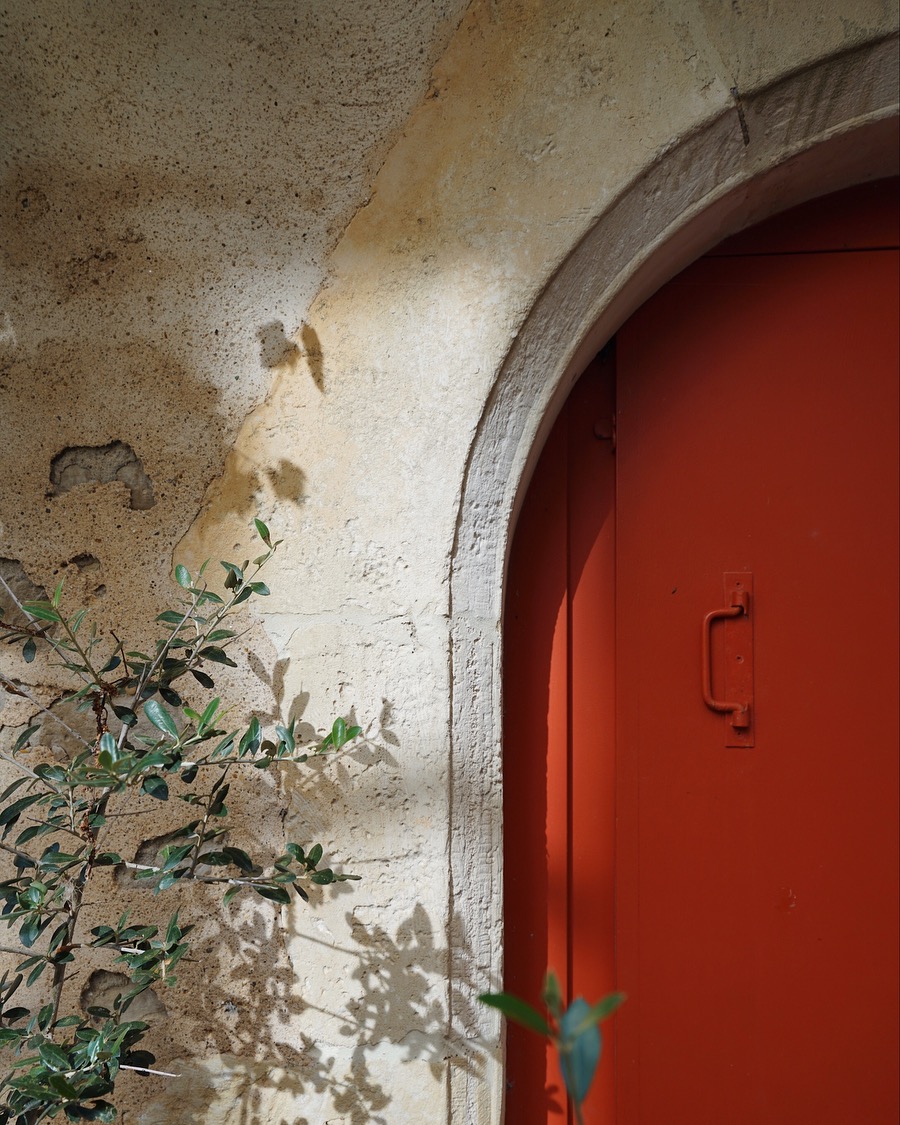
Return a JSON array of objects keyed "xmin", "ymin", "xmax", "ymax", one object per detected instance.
[{"xmin": 448, "ymin": 32, "xmax": 898, "ymax": 1124}]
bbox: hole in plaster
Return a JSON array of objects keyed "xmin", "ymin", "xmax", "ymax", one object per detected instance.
[
  {"xmin": 49, "ymin": 441, "xmax": 156, "ymax": 510},
  {"xmin": 80, "ymin": 970, "xmax": 167, "ymax": 1023},
  {"xmin": 15, "ymin": 187, "xmax": 48, "ymax": 221},
  {"xmin": 68, "ymin": 553, "xmax": 101, "ymax": 573},
  {"xmin": 0, "ymin": 557, "xmax": 48, "ymax": 616}
]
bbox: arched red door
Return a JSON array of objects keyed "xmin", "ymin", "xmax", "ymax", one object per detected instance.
[{"xmin": 503, "ymin": 179, "xmax": 899, "ymax": 1124}]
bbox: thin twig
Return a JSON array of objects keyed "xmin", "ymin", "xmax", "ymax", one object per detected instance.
[
  {"xmin": 0, "ymin": 840, "xmax": 40, "ymax": 865},
  {"xmin": 0, "ymin": 750, "xmax": 43, "ymax": 782},
  {"xmin": 119, "ymin": 1064, "xmax": 182, "ymax": 1078}
]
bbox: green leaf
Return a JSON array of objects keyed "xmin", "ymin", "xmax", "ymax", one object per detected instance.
[
  {"xmin": 0, "ymin": 775, "xmax": 29, "ymax": 801},
  {"xmin": 53, "ymin": 1015, "xmax": 83, "ymax": 1028},
  {"xmin": 253, "ymin": 884, "xmax": 291, "ymax": 905},
  {"xmin": 39, "ymin": 1040, "xmax": 70, "ymax": 1069},
  {"xmin": 94, "ymin": 852, "xmax": 122, "ymax": 866},
  {"xmin": 222, "ymin": 847, "xmax": 257, "ymax": 874},
  {"xmin": 160, "ymin": 844, "xmax": 192, "ymax": 871},
  {"xmin": 0, "ymin": 792, "xmax": 45, "ymax": 832},
  {"xmin": 196, "ymin": 589, "xmax": 224, "ymax": 605},
  {"xmin": 558, "ymin": 997, "xmax": 602, "ymax": 1108},
  {"xmin": 165, "ymin": 912, "xmax": 182, "ymax": 944},
  {"xmin": 141, "ymin": 775, "xmax": 169, "ymax": 801},
  {"xmin": 583, "ymin": 991, "xmax": 626, "ymax": 1027},
  {"xmin": 156, "ymin": 610, "xmax": 188, "ymax": 626},
  {"xmin": 238, "ymin": 717, "xmax": 261, "ymax": 756},
  {"xmin": 174, "ymin": 564, "xmax": 192, "ymax": 588},
  {"xmin": 21, "ymin": 602, "xmax": 61, "ymax": 623},
  {"xmin": 310, "ymin": 868, "xmax": 336, "ymax": 885},
  {"xmin": 112, "ymin": 704, "xmax": 138, "ymax": 727},
  {"xmin": 199, "ymin": 697, "xmax": 221, "ymax": 729},
  {"xmin": 199, "ymin": 646, "xmax": 238, "ymax": 667},
  {"xmin": 70, "ymin": 608, "xmax": 89, "ymax": 633},
  {"xmin": 205, "ymin": 629, "xmax": 236, "ymax": 642},
  {"xmin": 254, "ymin": 518, "xmax": 271, "ymax": 545},
  {"xmin": 305, "ymin": 843, "xmax": 323, "ymax": 869},
  {"xmin": 48, "ymin": 1072, "xmax": 81, "ymax": 1099},
  {"xmin": 19, "ymin": 917, "xmax": 48, "ymax": 949},
  {"xmin": 248, "ymin": 581, "xmax": 270, "ymax": 596},
  {"xmin": 222, "ymin": 885, "xmax": 241, "ymax": 906},
  {"xmin": 22, "ymin": 638, "xmax": 36, "ymax": 663},
  {"xmin": 143, "ymin": 699, "xmax": 179, "ymax": 739},
  {"xmin": 98, "ymin": 732, "xmax": 118, "ymax": 760},
  {"xmin": 191, "ymin": 669, "xmax": 215, "ymax": 689},
  {"xmin": 543, "ymin": 969, "xmax": 564, "ymax": 1020},
  {"xmin": 99, "ymin": 654, "xmax": 121, "ymax": 674},
  {"xmin": 65, "ymin": 1102, "xmax": 117, "ymax": 1122},
  {"xmin": 220, "ymin": 562, "xmax": 243, "ymax": 590},
  {"xmin": 26, "ymin": 959, "xmax": 48, "ymax": 985},
  {"xmin": 208, "ymin": 782, "xmax": 230, "ymax": 817},
  {"xmin": 12, "ymin": 724, "xmax": 41, "ymax": 753},
  {"xmin": 478, "ymin": 992, "xmax": 551, "ymax": 1037}
]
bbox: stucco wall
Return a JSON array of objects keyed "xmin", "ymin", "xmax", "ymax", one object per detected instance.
[{"xmin": 1, "ymin": 2, "xmax": 897, "ymax": 1122}]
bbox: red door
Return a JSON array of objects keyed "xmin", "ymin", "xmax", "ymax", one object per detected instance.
[{"xmin": 503, "ymin": 179, "xmax": 899, "ymax": 1124}]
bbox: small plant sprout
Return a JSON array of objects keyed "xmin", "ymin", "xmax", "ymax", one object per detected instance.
[{"xmin": 479, "ymin": 970, "xmax": 625, "ymax": 1125}]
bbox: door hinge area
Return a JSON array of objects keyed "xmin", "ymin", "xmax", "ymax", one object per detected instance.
[{"xmin": 594, "ymin": 414, "xmax": 616, "ymax": 451}]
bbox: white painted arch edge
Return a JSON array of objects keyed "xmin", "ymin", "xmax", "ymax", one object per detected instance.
[{"xmin": 447, "ymin": 33, "xmax": 899, "ymax": 1125}]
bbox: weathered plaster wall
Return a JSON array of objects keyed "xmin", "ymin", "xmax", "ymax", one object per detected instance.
[{"xmin": 1, "ymin": 1, "xmax": 897, "ymax": 1122}]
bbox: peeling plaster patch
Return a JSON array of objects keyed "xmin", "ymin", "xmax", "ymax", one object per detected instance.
[
  {"xmin": 49, "ymin": 441, "xmax": 156, "ymax": 510},
  {"xmin": 0, "ymin": 557, "xmax": 48, "ymax": 611},
  {"xmin": 81, "ymin": 970, "xmax": 167, "ymax": 1024},
  {"xmin": 117, "ymin": 830, "xmax": 227, "ymax": 891}
]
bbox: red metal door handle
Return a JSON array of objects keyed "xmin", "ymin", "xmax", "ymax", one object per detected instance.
[{"xmin": 702, "ymin": 574, "xmax": 754, "ymax": 745}]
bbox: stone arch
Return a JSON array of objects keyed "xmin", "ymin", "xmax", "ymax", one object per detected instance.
[{"xmin": 448, "ymin": 33, "xmax": 898, "ymax": 1122}]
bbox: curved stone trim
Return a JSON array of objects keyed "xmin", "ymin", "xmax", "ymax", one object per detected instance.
[{"xmin": 448, "ymin": 34, "xmax": 898, "ymax": 1123}]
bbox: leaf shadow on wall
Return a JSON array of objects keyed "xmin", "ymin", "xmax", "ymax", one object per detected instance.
[
  {"xmin": 112, "ymin": 692, "xmax": 485, "ymax": 1125},
  {"xmin": 133, "ymin": 899, "xmax": 485, "ymax": 1125}
]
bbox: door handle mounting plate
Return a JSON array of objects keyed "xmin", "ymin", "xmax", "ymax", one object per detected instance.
[{"xmin": 702, "ymin": 572, "xmax": 754, "ymax": 747}]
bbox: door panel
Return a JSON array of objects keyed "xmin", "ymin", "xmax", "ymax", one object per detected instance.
[
  {"xmin": 504, "ymin": 360, "xmax": 616, "ymax": 1122},
  {"xmin": 616, "ymin": 246, "xmax": 899, "ymax": 1122},
  {"xmin": 503, "ymin": 179, "xmax": 900, "ymax": 1124}
]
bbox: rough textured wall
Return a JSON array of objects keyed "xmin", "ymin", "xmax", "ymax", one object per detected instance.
[{"xmin": 1, "ymin": 1, "xmax": 897, "ymax": 1122}]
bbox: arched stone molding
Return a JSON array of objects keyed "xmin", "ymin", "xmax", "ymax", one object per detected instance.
[{"xmin": 448, "ymin": 34, "xmax": 898, "ymax": 1123}]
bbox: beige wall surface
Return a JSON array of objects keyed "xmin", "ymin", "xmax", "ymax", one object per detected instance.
[{"xmin": 1, "ymin": 2, "xmax": 897, "ymax": 1121}]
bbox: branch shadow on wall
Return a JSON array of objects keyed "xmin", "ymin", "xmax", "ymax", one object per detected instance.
[
  {"xmin": 131, "ymin": 897, "xmax": 484, "ymax": 1125},
  {"xmin": 104, "ymin": 694, "xmax": 484, "ymax": 1125}
]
